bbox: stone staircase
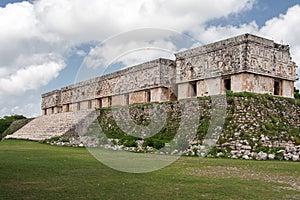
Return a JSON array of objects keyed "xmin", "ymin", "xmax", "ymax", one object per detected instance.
[{"xmin": 5, "ymin": 110, "xmax": 99, "ymax": 141}]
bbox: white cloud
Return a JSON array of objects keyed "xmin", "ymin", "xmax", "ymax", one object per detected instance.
[
  {"xmin": 8, "ymin": 0, "xmax": 300, "ymax": 117},
  {"xmin": 0, "ymin": 102, "xmax": 41, "ymax": 118},
  {"xmin": 0, "ymin": 2, "xmax": 38, "ymax": 67},
  {"xmin": 82, "ymin": 37, "xmax": 177, "ymax": 70},
  {"xmin": 0, "ymin": 60, "xmax": 65, "ymax": 96},
  {"xmin": 10, "ymin": 103, "xmax": 41, "ymax": 118},
  {"xmin": 259, "ymin": 5, "xmax": 300, "ymax": 88},
  {"xmin": 195, "ymin": 21, "xmax": 259, "ymax": 43},
  {"xmin": 197, "ymin": 5, "xmax": 300, "ymax": 88},
  {"xmin": 0, "ymin": 0, "xmax": 256, "ymax": 93},
  {"xmin": 32, "ymin": 0, "xmax": 255, "ymax": 43},
  {"xmin": 75, "ymin": 50, "xmax": 86, "ymax": 57}
]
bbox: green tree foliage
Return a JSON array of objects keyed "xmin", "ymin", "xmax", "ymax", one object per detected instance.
[
  {"xmin": 294, "ymin": 87, "xmax": 300, "ymax": 99},
  {"xmin": 0, "ymin": 115, "xmax": 26, "ymax": 139}
]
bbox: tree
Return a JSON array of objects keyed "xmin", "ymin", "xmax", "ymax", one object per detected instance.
[
  {"xmin": 294, "ymin": 87, "xmax": 300, "ymax": 99},
  {"xmin": 0, "ymin": 115, "xmax": 26, "ymax": 139}
]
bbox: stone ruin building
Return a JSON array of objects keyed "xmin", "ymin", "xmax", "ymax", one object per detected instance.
[
  {"xmin": 6, "ymin": 33, "xmax": 298, "ymax": 141},
  {"xmin": 42, "ymin": 33, "xmax": 297, "ymax": 116}
]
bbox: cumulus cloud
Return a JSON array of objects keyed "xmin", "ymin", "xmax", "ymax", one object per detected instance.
[
  {"xmin": 0, "ymin": 59, "xmax": 65, "ymax": 95},
  {"xmin": 3, "ymin": 0, "xmax": 300, "ymax": 116},
  {"xmin": 195, "ymin": 21, "xmax": 259, "ymax": 43},
  {"xmin": 0, "ymin": 0, "xmax": 255, "ymax": 95},
  {"xmin": 259, "ymin": 5, "xmax": 300, "ymax": 86},
  {"xmin": 0, "ymin": 1, "xmax": 68, "ymax": 99},
  {"xmin": 81, "ymin": 29, "xmax": 180, "ymax": 70},
  {"xmin": 32, "ymin": 0, "xmax": 255, "ymax": 43},
  {"xmin": 196, "ymin": 4, "xmax": 300, "ymax": 88}
]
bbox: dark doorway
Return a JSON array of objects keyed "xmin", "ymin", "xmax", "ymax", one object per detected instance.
[
  {"xmin": 146, "ymin": 90, "xmax": 151, "ymax": 102},
  {"xmin": 108, "ymin": 97, "xmax": 112, "ymax": 106},
  {"xmin": 224, "ymin": 78, "xmax": 231, "ymax": 91},
  {"xmin": 190, "ymin": 82, "xmax": 197, "ymax": 97},
  {"xmin": 274, "ymin": 80, "xmax": 281, "ymax": 95},
  {"xmin": 97, "ymin": 98, "xmax": 102, "ymax": 108}
]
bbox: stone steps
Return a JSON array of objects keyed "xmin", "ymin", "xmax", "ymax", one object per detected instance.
[{"xmin": 5, "ymin": 110, "xmax": 99, "ymax": 141}]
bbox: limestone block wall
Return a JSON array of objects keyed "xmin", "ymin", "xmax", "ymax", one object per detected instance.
[
  {"xmin": 56, "ymin": 58, "xmax": 175, "ymax": 110},
  {"xmin": 111, "ymin": 94, "xmax": 129, "ymax": 106},
  {"xmin": 230, "ymin": 73, "xmax": 294, "ymax": 97},
  {"xmin": 41, "ymin": 90, "xmax": 61, "ymax": 110},
  {"xmin": 129, "ymin": 91, "xmax": 149, "ymax": 104},
  {"xmin": 93, "ymin": 99, "xmax": 101, "ymax": 108},
  {"xmin": 41, "ymin": 34, "xmax": 298, "ymax": 115},
  {"xmin": 159, "ymin": 60, "xmax": 176, "ymax": 89},
  {"xmin": 246, "ymin": 36, "xmax": 296, "ymax": 81},
  {"xmin": 282, "ymin": 80, "xmax": 294, "ymax": 98},
  {"xmin": 46, "ymin": 108, "xmax": 53, "ymax": 115},
  {"xmin": 175, "ymin": 34, "xmax": 297, "ymax": 98},
  {"xmin": 61, "ymin": 81, "xmax": 97, "ymax": 106},
  {"xmin": 62, "ymin": 104, "xmax": 75, "ymax": 112},
  {"xmin": 178, "ymin": 72, "xmax": 293, "ymax": 99},
  {"xmin": 175, "ymin": 34, "xmax": 296, "ymax": 84},
  {"xmin": 77, "ymin": 100, "xmax": 93, "ymax": 110},
  {"xmin": 175, "ymin": 34, "xmax": 247, "ymax": 83},
  {"xmin": 151, "ymin": 87, "xmax": 175, "ymax": 102},
  {"xmin": 197, "ymin": 78, "xmax": 222, "ymax": 96},
  {"xmin": 101, "ymin": 97, "xmax": 111, "ymax": 108},
  {"xmin": 241, "ymin": 73, "xmax": 274, "ymax": 94},
  {"xmin": 95, "ymin": 58, "xmax": 175, "ymax": 98},
  {"xmin": 177, "ymin": 83, "xmax": 190, "ymax": 99},
  {"xmin": 230, "ymin": 73, "xmax": 244, "ymax": 93}
]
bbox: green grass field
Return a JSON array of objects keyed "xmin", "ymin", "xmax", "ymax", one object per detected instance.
[{"xmin": 0, "ymin": 140, "xmax": 299, "ymax": 200}]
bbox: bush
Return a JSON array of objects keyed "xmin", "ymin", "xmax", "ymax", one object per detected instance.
[
  {"xmin": 232, "ymin": 91, "xmax": 256, "ymax": 98},
  {"xmin": 294, "ymin": 87, "xmax": 300, "ymax": 99},
  {"xmin": 254, "ymin": 146, "xmax": 269, "ymax": 153},
  {"xmin": 295, "ymin": 136, "xmax": 300, "ymax": 146},
  {"xmin": 143, "ymin": 138, "xmax": 165, "ymax": 149},
  {"xmin": 2, "ymin": 118, "xmax": 32, "ymax": 136},
  {"xmin": 269, "ymin": 115, "xmax": 278, "ymax": 123},
  {"xmin": 0, "ymin": 115, "xmax": 27, "ymax": 139},
  {"xmin": 122, "ymin": 138, "xmax": 137, "ymax": 147}
]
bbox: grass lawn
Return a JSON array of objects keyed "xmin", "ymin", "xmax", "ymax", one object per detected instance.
[{"xmin": 0, "ymin": 140, "xmax": 299, "ymax": 200}]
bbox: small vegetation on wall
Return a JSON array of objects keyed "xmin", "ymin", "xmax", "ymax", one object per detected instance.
[
  {"xmin": 94, "ymin": 91, "xmax": 300, "ymax": 157},
  {"xmin": 96, "ymin": 102, "xmax": 182, "ymax": 148}
]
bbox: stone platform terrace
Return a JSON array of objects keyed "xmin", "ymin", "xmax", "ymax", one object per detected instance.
[{"xmin": 5, "ymin": 110, "xmax": 98, "ymax": 141}]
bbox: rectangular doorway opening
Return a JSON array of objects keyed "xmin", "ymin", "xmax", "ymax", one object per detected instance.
[
  {"xmin": 224, "ymin": 78, "xmax": 231, "ymax": 91},
  {"xmin": 108, "ymin": 97, "xmax": 112, "ymax": 107},
  {"xmin": 190, "ymin": 81, "xmax": 197, "ymax": 97},
  {"xmin": 97, "ymin": 98, "xmax": 102, "ymax": 108},
  {"xmin": 274, "ymin": 80, "xmax": 282, "ymax": 96},
  {"xmin": 146, "ymin": 90, "xmax": 151, "ymax": 102}
]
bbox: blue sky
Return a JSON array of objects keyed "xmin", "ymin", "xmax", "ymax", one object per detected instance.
[
  {"xmin": 0, "ymin": 0, "xmax": 300, "ymax": 117},
  {"xmin": 207, "ymin": 0, "xmax": 299, "ymax": 27}
]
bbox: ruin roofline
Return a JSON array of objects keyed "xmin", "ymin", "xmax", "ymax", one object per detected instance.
[
  {"xmin": 175, "ymin": 33, "xmax": 290, "ymax": 59},
  {"xmin": 41, "ymin": 33, "xmax": 298, "ymax": 101},
  {"xmin": 59, "ymin": 57, "xmax": 175, "ymax": 92}
]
